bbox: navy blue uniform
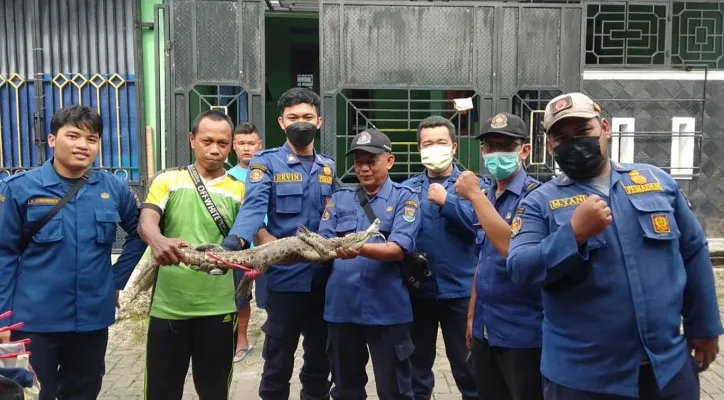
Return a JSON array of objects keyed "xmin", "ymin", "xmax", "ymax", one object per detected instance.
[
  {"xmin": 320, "ymin": 178, "xmax": 421, "ymax": 400},
  {"xmin": 402, "ymin": 166, "xmax": 485, "ymax": 400},
  {"xmin": 471, "ymin": 168, "xmax": 543, "ymax": 400},
  {"xmin": 507, "ymin": 162, "xmax": 724, "ymax": 398},
  {"xmin": 223, "ymin": 143, "xmax": 337, "ymax": 400},
  {"xmin": 0, "ymin": 158, "xmax": 146, "ymax": 400}
]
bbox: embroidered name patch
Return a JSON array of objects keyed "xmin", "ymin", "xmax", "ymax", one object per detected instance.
[
  {"xmin": 651, "ymin": 214, "xmax": 671, "ymax": 233},
  {"xmin": 319, "ymin": 175, "xmax": 333, "ymax": 185},
  {"xmin": 28, "ymin": 197, "xmax": 60, "ymax": 206},
  {"xmin": 0, "ymin": 194, "xmax": 5, "ymax": 202},
  {"xmin": 274, "ymin": 173, "xmax": 303, "ymax": 183},
  {"xmin": 621, "ymin": 169, "xmax": 664, "ymax": 195},
  {"xmin": 548, "ymin": 195, "xmax": 587, "ymax": 210}
]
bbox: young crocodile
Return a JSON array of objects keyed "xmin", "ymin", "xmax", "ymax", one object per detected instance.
[{"xmin": 120, "ymin": 219, "xmax": 382, "ymax": 306}]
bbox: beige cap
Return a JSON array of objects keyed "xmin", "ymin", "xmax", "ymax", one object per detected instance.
[{"xmin": 543, "ymin": 92, "xmax": 601, "ymax": 132}]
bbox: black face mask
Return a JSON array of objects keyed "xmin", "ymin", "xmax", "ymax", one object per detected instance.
[
  {"xmin": 553, "ymin": 136, "xmax": 607, "ymax": 180},
  {"xmin": 285, "ymin": 121, "xmax": 318, "ymax": 148}
]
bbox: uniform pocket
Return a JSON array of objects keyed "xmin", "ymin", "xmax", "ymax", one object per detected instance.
[
  {"xmin": 628, "ymin": 195, "xmax": 680, "ymax": 242},
  {"xmin": 552, "ymin": 210, "xmax": 607, "ymax": 251},
  {"xmin": 275, "ymin": 183, "xmax": 303, "ymax": 214},
  {"xmin": 335, "ymin": 214, "xmax": 358, "ymax": 236},
  {"xmin": 26, "ymin": 206, "xmax": 64, "ymax": 244},
  {"xmin": 95, "ymin": 209, "xmax": 121, "ymax": 244},
  {"xmin": 394, "ymin": 336, "xmax": 415, "ymax": 394}
]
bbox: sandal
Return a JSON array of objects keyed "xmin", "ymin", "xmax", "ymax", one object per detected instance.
[{"xmin": 233, "ymin": 345, "xmax": 254, "ymax": 363}]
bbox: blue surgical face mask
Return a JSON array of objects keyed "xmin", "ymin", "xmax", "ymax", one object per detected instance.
[{"xmin": 483, "ymin": 152, "xmax": 520, "ymax": 180}]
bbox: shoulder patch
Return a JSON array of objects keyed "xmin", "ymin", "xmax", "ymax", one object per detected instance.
[
  {"xmin": 516, "ymin": 207, "xmax": 525, "ymax": 215},
  {"xmin": 403, "ymin": 204, "xmax": 417, "ymax": 223},
  {"xmin": 511, "ymin": 216, "xmax": 523, "ymax": 237},
  {"xmin": 249, "ymin": 167, "xmax": 264, "ymax": 183},
  {"xmin": 322, "ymin": 208, "xmax": 331, "ymax": 221},
  {"xmin": 404, "ymin": 199, "xmax": 419, "ymax": 208}
]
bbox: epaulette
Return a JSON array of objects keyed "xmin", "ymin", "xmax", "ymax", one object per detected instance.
[
  {"xmin": 316, "ymin": 151, "xmax": 335, "ymax": 161},
  {"xmin": 257, "ymin": 148, "xmax": 278, "ymax": 156},
  {"xmin": 3, "ymin": 171, "xmax": 29, "ymax": 184},
  {"xmin": 395, "ymin": 181, "xmax": 422, "ymax": 194},
  {"xmin": 524, "ymin": 181, "xmax": 541, "ymax": 192}
]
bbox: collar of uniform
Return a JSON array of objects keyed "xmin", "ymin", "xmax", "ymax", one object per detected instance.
[
  {"xmin": 281, "ymin": 142, "xmax": 324, "ymax": 167},
  {"xmin": 41, "ymin": 157, "xmax": 100, "ymax": 187},
  {"xmin": 610, "ymin": 160, "xmax": 632, "ymax": 172},
  {"xmin": 490, "ymin": 167, "xmax": 527, "ymax": 196},
  {"xmin": 360, "ymin": 176, "xmax": 393, "ymax": 201}
]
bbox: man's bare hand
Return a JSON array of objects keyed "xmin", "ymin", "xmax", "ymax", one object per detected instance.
[
  {"xmin": 335, "ymin": 247, "xmax": 360, "ymax": 260},
  {"xmin": 150, "ymin": 237, "xmax": 190, "ymax": 266},
  {"xmin": 428, "ymin": 183, "xmax": 448, "ymax": 206},
  {"xmin": 570, "ymin": 194, "xmax": 612, "ymax": 244},
  {"xmin": 0, "ymin": 330, "xmax": 10, "ymax": 344},
  {"xmin": 689, "ymin": 337, "xmax": 719, "ymax": 372},
  {"xmin": 455, "ymin": 171, "xmax": 484, "ymax": 200}
]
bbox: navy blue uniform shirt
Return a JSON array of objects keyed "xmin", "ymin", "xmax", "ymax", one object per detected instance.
[
  {"xmin": 225, "ymin": 143, "xmax": 337, "ymax": 292},
  {"xmin": 507, "ymin": 161, "xmax": 724, "ymax": 397},
  {"xmin": 472, "ymin": 168, "xmax": 542, "ymax": 348},
  {"xmin": 319, "ymin": 177, "xmax": 421, "ymax": 325},
  {"xmin": 0, "ymin": 158, "xmax": 146, "ymax": 332},
  {"xmin": 402, "ymin": 166, "xmax": 488, "ymax": 299}
]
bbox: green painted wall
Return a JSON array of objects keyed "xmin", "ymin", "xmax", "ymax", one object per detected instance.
[{"xmin": 140, "ymin": 0, "xmax": 165, "ymax": 172}]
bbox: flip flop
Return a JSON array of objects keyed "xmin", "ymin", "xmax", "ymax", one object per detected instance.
[{"xmin": 233, "ymin": 345, "xmax": 254, "ymax": 363}]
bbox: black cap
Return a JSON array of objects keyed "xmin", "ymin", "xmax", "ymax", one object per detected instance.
[
  {"xmin": 345, "ymin": 128, "xmax": 393, "ymax": 155},
  {"xmin": 476, "ymin": 112, "xmax": 528, "ymax": 140}
]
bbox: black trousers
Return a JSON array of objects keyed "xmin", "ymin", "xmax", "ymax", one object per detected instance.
[
  {"xmin": 542, "ymin": 356, "xmax": 700, "ymax": 400},
  {"xmin": 11, "ymin": 329, "xmax": 108, "ymax": 400},
  {"xmin": 144, "ymin": 313, "xmax": 237, "ymax": 400},
  {"xmin": 410, "ymin": 297, "xmax": 477, "ymax": 400},
  {"xmin": 260, "ymin": 287, "xmax": 331, "ymax": 400},
  {"xmin": 471, "ymin": 338, "xmax": 543, "ymax": 400},
  {"xmin": 327, "ymin": 322, "xmax": 415, "ymax": 400}
]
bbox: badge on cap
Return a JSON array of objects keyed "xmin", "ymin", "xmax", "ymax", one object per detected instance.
[
  {"xmin": 550, "ymin": 96, "xmax": 573, "ymax": 115},
  {"xmin": 490, "ymin": 113, "xmax": 508, "ymax": 129},
  {"xmin": 357, "ymin": 131, "xmax": 372, "ymax": 145}
]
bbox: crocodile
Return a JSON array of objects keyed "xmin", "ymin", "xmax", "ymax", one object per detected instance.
[{"xmin": 120, "ymin": 218, "xmax": 382, "ymax": 306}]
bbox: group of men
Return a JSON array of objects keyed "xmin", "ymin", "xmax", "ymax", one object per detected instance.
[{"xmin": 0, "ymin": 86, "xmax": 721, "ymax": 400}]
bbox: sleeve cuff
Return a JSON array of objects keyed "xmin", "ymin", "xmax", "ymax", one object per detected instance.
[
  {"xmin": 388, "ymin": 234, "xmax": 413, "ymax": 255},
  {"xmin": 542, "ymin": 222, "xmax": 589, "ymax": 269}
]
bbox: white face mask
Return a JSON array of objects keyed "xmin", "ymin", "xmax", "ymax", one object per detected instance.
[{"xmin": 420, "ymin": 145, "xmax": 454, "ymax": 173}]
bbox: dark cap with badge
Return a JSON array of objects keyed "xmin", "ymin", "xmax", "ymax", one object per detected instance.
[
  {"xmin": 345, "ymin": 128, "xmax": 393, "ymax": 155},
  {"xmin": 476, "ymin": 112, "xmax": 528, "ymax": 141}
]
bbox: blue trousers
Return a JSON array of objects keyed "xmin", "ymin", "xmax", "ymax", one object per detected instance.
[
  {"xmin": 543, "ymin": 356, "xmax": 700, "ymax": 400},
  {"xmin": 410, "ymin": 297, "xmax": 477, "ymax": 400},
  {"xmin": 327, "ymin": 322, "xmax": 415, "ymax": 400},
  {"xmin": 260, "ymin": 287, "xmax": 331, "ymax": 400},
  {"xmin": 11, "ymin": 329, "xmax": 108, "ymax": 400}
]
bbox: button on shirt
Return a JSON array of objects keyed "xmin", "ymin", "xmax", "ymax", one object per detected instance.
[
  {"xmin": 0, "ymin": 159, "xmax": 146, "ymax": 332},
  {"xmin": 472, "ymin": 169, "xmax": 542, "ymax": 348},
  {"xmin": 319, "ymin": 178, "xmax": 421, "ymax": 325},
  {"xmin": 226, "ymin": 143, "xmax": 337, "ymax": 292},
  {"xmin": 507, "ymin": 162, "xmax": 724, "ymax": 398}
]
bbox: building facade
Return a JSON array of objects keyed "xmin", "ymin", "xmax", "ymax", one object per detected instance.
[{"xmin": 1, "ymin": 0, "xmax": 724, "ymax": 239}]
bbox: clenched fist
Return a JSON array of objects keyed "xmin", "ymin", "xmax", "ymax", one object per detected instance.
[
  {"xmin": 570, "ymin": 194, "xmax": 612, "ymax": 244},
  {"xmin": 454, "ymin": 171, "xmax": 484, "ymax": 200},
  {"xmin": 428, "ymin": 183, "xmax": 448, "ymax": 206}
]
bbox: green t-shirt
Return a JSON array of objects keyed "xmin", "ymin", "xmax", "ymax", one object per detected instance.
[{"xmin": 142, "ymin": 167, "xmax": 244, "ymax": 320}]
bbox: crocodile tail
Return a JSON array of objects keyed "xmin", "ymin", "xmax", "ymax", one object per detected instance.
[{"xmin": 235, "ymin": 275, "xmax": 254, "ymax": 299}]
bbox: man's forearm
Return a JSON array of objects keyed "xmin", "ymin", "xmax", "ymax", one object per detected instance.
[
  {"xmin": 468, "ymin": 269, "xmax": 477, "ymax": 318},
  {"xmin": 469, "ymin": 191, "xmax": 511, "ymax": 257},
  {"xmin": 359, "ymin": 242, "xmax": 405, "ymax": 262},
  {"xmin": 138, "ymin": 215, "xmax": 165, "ymax": 247}
]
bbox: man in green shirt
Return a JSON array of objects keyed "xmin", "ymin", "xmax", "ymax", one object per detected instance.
[{"xmin": 138, "ymin": 110, "xmax": 243, "ymax": 399}]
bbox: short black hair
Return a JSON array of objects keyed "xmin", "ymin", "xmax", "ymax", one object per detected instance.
[
  {"xmin": 278, "ymin": 87, "xmax": 321, "ymax": 115},
  {"xmin": 416, "ymin": 116, "xmax": 456, "ymax": 144},
  {"xmin": 190, "ymin": 110, "xmax": 234, "ymax": 136},
  {"xmin": 234, "ymin": 122, "xmax": 260, "ymax": 137},
  {"xmin": 50, "ymin": 105, "xmax": 103, "ymax": 136}
]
